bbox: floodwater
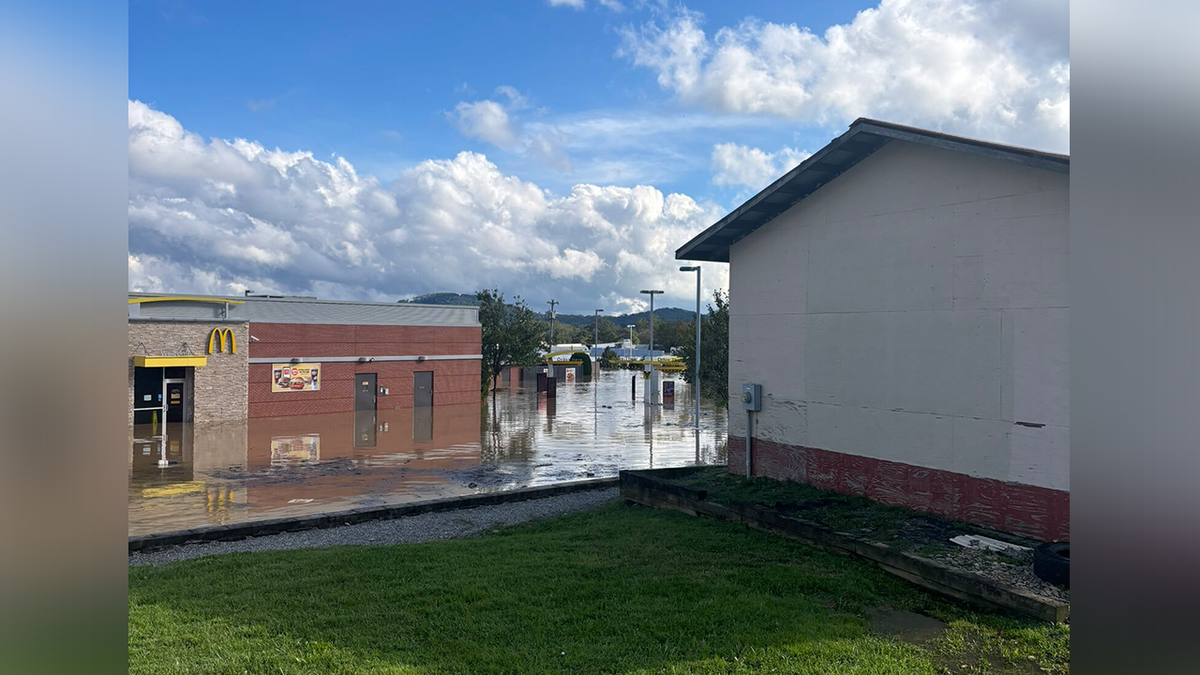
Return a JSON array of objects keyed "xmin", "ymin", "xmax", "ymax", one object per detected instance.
[{"xmin": 128, "ymin": 370, "xmax": 727, "ymax": 536}]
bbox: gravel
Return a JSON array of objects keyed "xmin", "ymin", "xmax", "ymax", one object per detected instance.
[
  {"xmin": 130, "ymin": 487, "xmax": 619, "ymax": 567},
  {"xmin": 934, "ymin": 546, "xmax": 1070, "ymax": 604}
]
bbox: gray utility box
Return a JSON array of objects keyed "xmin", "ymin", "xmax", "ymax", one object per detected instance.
[{"xmin": 741, "ymin": 383, "xmax": 762, "ymax": 411}]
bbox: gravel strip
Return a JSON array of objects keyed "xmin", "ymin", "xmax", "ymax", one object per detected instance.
[
  {"xmin": 130, "ymin": 487, "xmax": 619, "ymax": 567},
  {"xmin": 934, "ymin": 546, "xmax": 1070, "ymax": 604}
]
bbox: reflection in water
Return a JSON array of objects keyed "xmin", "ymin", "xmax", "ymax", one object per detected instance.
[{"xmin": 129, "ymin": 370, "xmax": 727, "ymax": 535}]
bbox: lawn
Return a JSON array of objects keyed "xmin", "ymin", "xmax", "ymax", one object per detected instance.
[{"xmin": 129, "ymin": 501, "xmax": 1068, "ymax": 674}]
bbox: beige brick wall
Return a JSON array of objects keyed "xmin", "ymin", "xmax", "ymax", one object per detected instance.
[{"xmin": 128, "ymin": 321, "xmax": 249, "ymax": 424}]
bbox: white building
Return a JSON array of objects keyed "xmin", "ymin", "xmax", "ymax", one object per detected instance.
[{"xmin": 677, "ymin": 119, "xmax": 1069, "ymax": 541}]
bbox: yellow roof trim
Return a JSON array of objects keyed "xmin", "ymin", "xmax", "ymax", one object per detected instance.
[
  {"xmin": 133, "ymin": 355, "xmax": 208, "ymax": 368},
  {"xmin": 129, "ymin": 296, "xmax": 246, "ymax": 305}
]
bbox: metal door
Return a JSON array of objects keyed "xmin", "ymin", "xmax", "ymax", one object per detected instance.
[
  {"xmin": 414, "ymin": 371, "xmax": 433, "ymax": 407},
  {"xmin": 355, "ymin": 373, "xmax": 377, "ymax": 412},
  {"xmin": 354, "ymin": 412, "xmax": 377, "ymax": 448},
  {"xmin": 412, "ymin": 406, "xmax": 433, "ymax": 442}
]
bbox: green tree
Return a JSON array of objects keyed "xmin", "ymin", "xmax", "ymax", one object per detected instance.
[
  {"xmin": 600, "ymin": 346, "xmax": 618, "ymax": 369},
  {"xmin": 596, "ymin": 317, "xmax": 625, "ymax": 344},
  {"xmin": 677, "ymin": 289, "xmax": 730, "ymax": 407},
  {"xmin": 636, "ymin": 315, "xmax": 686, "ymax": 353},
  {"xmin": 477, "ymin": 289, "xmax": 546, "ymax": 397}
]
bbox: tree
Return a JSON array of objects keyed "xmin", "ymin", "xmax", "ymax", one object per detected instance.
[
  {"xmin": 596, "ymin": 317, "xmax": 625, "ymax": 344},
  {"xmin": 477, "ymin": 289, "xmax": 546, "ymax": 397},
  {"xmin": 677, "ymin": 289, "xmax": 730, "ymax": 407},
  {"xmin": 600, "ymin": 345, "xmax": 618, "ymax": 369}
]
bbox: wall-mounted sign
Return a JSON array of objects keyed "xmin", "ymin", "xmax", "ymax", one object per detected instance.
[
  {"xmin": 272, "ymin": 363, "xmax": 321, "ymax": 392},
  {"xmin": 208, "ymin": 327, "xmax": 237, "ymax": 354}
]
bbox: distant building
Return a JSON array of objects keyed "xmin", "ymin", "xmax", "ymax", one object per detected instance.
[
  {"xmin": 128, "ymin": 293, "xmax": 481, "ymax": 423},
  {"xmin": 677, "ymin": 119, "xmax": 1069, "ymax": 540}
]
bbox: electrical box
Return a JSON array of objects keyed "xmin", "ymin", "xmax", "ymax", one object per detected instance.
[{"xmin": 740, "ymin": 383, "xmax": 762, "ymax": 412}]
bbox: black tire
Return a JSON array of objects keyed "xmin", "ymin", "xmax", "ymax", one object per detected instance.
[{"xmin": 1033, "ymin": 542, "xmax": 1070, "ymax": 588}]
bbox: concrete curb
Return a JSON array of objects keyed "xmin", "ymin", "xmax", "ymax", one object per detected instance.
[
  {"xmin": 620, "ymin": 468, "xmax": 1070, "ymax": 623},
  {"xmin": 130, "ymin": 477, "xmax": 619, "ymax": 554}
]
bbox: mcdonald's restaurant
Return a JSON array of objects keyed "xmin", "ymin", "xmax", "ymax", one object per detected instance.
[
  {"xmin": 128, "ymin": 293, "xmax": 482, "ymax": 426},
  {"xmin": 128, "ymin": 300, "xmax": 249, "ymax": 425}
]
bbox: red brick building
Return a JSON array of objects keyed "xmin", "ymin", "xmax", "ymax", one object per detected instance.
[{"xmin": 128, "ymin": 294, "xmax": 481, "ymax": 423}]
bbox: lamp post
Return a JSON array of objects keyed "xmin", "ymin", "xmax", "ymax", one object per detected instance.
[
  {"xmin": 680, "ymin": 266, "xmax": 701, "ymax": 430},
  {"xmin": 639, "ymin": 289, "xmax": 664, "ymax": 369},
  {"xmin": 593, "ymin": 309, "xmax": 604, "ymax": 360}
]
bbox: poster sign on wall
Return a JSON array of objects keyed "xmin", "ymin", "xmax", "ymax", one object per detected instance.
[{"xmin": 272, "ymin": 363, "xmax": 321, "ymax": 392}]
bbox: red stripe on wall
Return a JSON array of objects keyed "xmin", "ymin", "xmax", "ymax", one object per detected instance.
[{"xmin": 728, "ymin": 436, "xmax": 1069, "ymax": 542}]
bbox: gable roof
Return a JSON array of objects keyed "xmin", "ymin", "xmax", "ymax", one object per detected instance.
[{"xmin": 676, "ymin": 118, "xmax": 1070, "ymax": 262}]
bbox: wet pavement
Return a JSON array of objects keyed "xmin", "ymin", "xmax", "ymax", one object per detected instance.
[{"xmin": 129, "ymin": 370, "xmax": 727, "ymax": 536}]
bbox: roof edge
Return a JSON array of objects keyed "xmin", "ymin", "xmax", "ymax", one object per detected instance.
[{"xmin": 676, "ymin": 119, "xmax": 1069, "ymax": 263}]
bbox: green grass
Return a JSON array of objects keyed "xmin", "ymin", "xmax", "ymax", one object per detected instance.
[{"xmin": 129, "ymin": 502, "xmax": 1068, "ymax": 674}]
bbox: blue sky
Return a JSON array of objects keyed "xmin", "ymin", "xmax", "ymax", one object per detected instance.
[{"xmin": 128, "ymin": 0, "xmax": 1069, "ymax": 313}]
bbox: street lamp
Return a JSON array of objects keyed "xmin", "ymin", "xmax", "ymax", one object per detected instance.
[
  {"xmin": 639, "ymin": 289, "xmax": 664, "ymax": 367},
  {"xmin": 626, "ymin": 324, "xmax": 635, "ymax": 360},
  {"xmin": 593, "ymin": 309, "xmax": 604, "ymax": 358},
  {"xmin": 680, "ymin": 266, "xmax": 701, "ymax": 430}
]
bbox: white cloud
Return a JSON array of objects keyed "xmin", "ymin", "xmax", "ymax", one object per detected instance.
[
  {"xmin": 548, "ymin": 0, "xmax": 586, "ymax": 9},
  {"xmin": 128, "ymin": 100, "xmax": 727, "ymax": 311},
  {"xmin": 598, "ymin": 0, "xmax": 626, "ymax": 11},
  {"xmin": 451, "ymin": 87, "xmax": 572, "ymax": 171},
  {"xmin": 450, "ymin": 99, "xmax": 519, "ymax": 149},
  {"xmin": 710, "ymin": 143, "xmax": 810, "ymax": 191},
  {"xmin": 619, "ymin": 0, "xmax": 1070, "ymax": 151}
]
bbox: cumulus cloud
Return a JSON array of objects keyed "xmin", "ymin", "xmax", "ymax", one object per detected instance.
[
  {"xmin": 450, "ymin": 99, "xmax": 519, "ymax": 149},
  {"xmin": 128, "ymin": 100, "xmax": 727, "ymax": 311},
  {"xmin": 710, "ymin": 143, "xmax": 810, "ymax": 191},
  {"xmin": 451, "ymin": 87, "xmax": 572, "ymax": 170},
  {"xmin": 619, "ymin": 0, "xmax": 1070, "ymax": 151}
]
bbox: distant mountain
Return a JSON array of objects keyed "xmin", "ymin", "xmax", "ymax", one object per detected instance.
[
  {"xmin": 399, "ymin": 292, "xmax": 478, "ymax": 306},
  {"xmin": 555, "ymin": 307, "xmax": 695, "ymax": 326},
  {"xmin": 399, "ymin": 292, "xmax": 697, "ymax": 323}
]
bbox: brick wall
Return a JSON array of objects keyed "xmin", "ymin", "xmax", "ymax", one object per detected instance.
[
  {"xmin": 128, "ymin": 321, "xmax": 249, "ymax": 424},
  {"xmin": 247, "ymin": 323, "xmax": 481, "ymax": 418},
  {"xmin": 729, "ymin": 435, "xmax": 1070, "ymax": 541}
]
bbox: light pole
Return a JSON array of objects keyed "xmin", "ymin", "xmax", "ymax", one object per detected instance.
[
  {"xmin": 546, "ymin": 299, "xmax": 558, "ymax": 347},
  {"xmin": 680, "ymin": 266, "xmax": 701, "ymax": 430},
  {"xmin": 626, "ymin": 324, "xmax": 635, "ymax": 360},
  {"xmin": 639, "ymin": 289, "xmax": 664, "ymax": 366},
  {"xmin": 593, "ymin": 309, "xmax": 604, "ymax": 360}
]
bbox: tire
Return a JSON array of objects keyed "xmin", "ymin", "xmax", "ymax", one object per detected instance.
[{"xmin": 1033, "ymin": 542, "xmax": 1070, "ymax": 588}]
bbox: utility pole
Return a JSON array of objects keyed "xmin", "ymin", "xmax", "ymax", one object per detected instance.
[
  {"xmin": 546, "ymin": 299, "xmax": 558, "ymax": 347},
  {"xmin": 627, "ymin": 324, "xmax": 635, "ymax": 360},
  {"xmin": 680, "ymin": 266, "xmax": 701, "ymax": 429}
]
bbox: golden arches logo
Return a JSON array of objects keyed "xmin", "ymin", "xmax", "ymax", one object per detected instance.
[{"xmin": 208, "ymin": 328, "xmax": 237, "ymax": 354}]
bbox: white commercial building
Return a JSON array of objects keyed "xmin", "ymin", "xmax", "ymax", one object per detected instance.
[{"xmin": 677, "ymin": 119, "xmax": 1069, "ymax": 541}]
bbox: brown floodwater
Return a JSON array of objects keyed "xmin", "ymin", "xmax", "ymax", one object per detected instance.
[{"xmin": 128, "ymin": 370, "xmax": 727, "ymax": 536}]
